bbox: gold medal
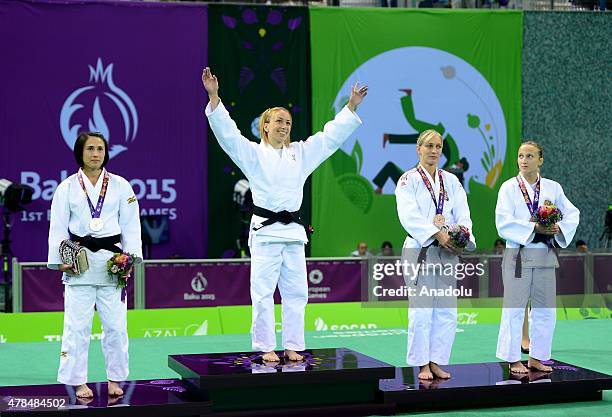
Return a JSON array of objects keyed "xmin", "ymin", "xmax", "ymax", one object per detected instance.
[{"xmin": 433, "ymin": 214, "xmax": 445, "ymax": 229}]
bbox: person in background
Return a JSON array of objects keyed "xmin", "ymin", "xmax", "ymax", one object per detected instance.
[
  {"xmin": 380, "ymin": 241, "xmax": 395, "ymax": 256},
  {"xmin": 351, "ymin": 241, "xmax": 372, "ymax": 257},
  {"xmin": 575, "ymin": 240, "xmax": 588, "ymax": 253},
  {"xmin": 494, "ymin": 238, "xmax": 505, "ymax": 255}
]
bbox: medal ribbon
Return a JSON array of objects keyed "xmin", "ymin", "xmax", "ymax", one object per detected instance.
[
  {"xmin": 77, "ymin": 170, "xmax": 109, "ymax": 219},
  {"xmin": 516, "ymin": 175, "xmax": 540, "ymax": 218},
  {"xmin": 417, "ymin": 165, "xmax": 445, "ymax": 215}
]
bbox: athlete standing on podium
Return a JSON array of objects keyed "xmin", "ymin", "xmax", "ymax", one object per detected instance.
[{"xmin": 202, "ymin": 67, "xmax": 367, "ymax": 361}]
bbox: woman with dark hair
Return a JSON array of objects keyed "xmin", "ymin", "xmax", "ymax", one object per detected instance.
[
  {"xmin": 495, "ymin": 141, "xmax": 579, "ymax": 373},
  {"xmin": 202, "ymin": 67, "xmax": 367, "ymax": 362},
  {"xmin": 48, "ymin": 132, "xmax": 142, "ymax": 397}
]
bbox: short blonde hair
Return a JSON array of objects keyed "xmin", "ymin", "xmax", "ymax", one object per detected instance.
[
  {"xmin": 258, "ymin": 107, "xmax": 292, "ymax": 146},
  {"xmin": 416, "ymin": 129, "xmax": 443, "ymax": 146}
]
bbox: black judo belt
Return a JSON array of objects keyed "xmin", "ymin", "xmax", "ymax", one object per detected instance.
[
  {"xmin": 252, "ymin": 206, "xmax": 313, "ymax": 237},
  {"xmin": 514, "ymin": 233, "xmax": 558, "ymax": 278},
  {"xmin": 69, "ymin": 232, "xmax": 122, "ymax": 254},
  {"xmin": 406, "ymin": 233, "xmax": 440, "ymax": 285}
]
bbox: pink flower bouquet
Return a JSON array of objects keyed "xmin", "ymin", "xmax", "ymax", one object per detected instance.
[
  {"xmin": 107, "ymin": 252, "xmax": 137, "ymax": 288},
  {"xmin": 447, "ymin": 224, "xmax": 471, "ymax": 249}
]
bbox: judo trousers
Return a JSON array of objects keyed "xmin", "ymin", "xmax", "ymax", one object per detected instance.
[
  {"xmin": 406, "ymin": 250, "xmax": 458, "ymax": 367},
  {"xmin": 497, "ymin": 266, "xmax": 556, "ymax": 363},
  {"xmin": 249, "ymin": 240, "xmax": 308, "ymax": 352},
  {"xmin": 58, "ymin": 285, "xmax": 128, "ymax": 385}
]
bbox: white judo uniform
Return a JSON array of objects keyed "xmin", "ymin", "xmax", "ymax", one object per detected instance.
[
  {"xmin": 495, "ymin": 174, "xmax": 579, "ymax": 363},
  {"xmin": 48, "ymin": 169, "xmax": 142, "ymax": 385},
  {"xmin": 206, "ymin": 100, "xmax": 361, "ymax": 352},
  {"xmin": 395, "ymin": 166, "xmax": 476, "ymax": 366}
]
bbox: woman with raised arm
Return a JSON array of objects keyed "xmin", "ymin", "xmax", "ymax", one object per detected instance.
[{"xmin": 202, "ymin": 67, "xmax": 367, "ymax": 362}]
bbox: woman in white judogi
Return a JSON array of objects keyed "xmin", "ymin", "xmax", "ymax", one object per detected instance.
[
  {"xmin": 201, "ymin": 68, "xmax": 367, "ymax": 362},
  {"xmin": 395, "ymin": 129, "xmax": 476, "ymax": 380},
  {"xmin": 48, "ymin": 132, "xmax": 142, "ymax": 397},
  {"xmin": 496, "ymin": 141, "xmax": 579, "ymax": 373}
]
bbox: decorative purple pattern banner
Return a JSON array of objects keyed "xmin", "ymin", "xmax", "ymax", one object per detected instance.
[
  {"xmin": 20, "ymin": 260, "xmax": 364, "ymax": 311},
  {"xmin": 0, "ymin": 0, "xmax": 208, "ymax": 260},
  {"xmin": 144, "ymin": 260, "xmax": 363, "ymax": 309},
  {"xmin": 21, "ymin": 266, "xmax": 134, "ymax": 312}
]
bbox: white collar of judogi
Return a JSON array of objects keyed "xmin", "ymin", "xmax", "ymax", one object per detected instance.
[
  {"xmin": 78, "ymin": 168, "xmax": 107, "ymax": 193},
  {"xmin": 418, "ymin": 163, "xmax": 440, "ymax": 186},
  {"xmin": 518, "ymin": 172, "xmax": 541, "ymax": 198}
]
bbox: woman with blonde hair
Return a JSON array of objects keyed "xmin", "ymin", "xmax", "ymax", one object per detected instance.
[
  {"xmin": 395, "ymin": 129, "xmax": 476, "ymax": 380},
  {"xmin": 495, "ymin": 140, "xmax": 579, "ymax": 373},
  {"xmin": 202, "ymin": 67, "xmax": 367, "ymax": 362}
]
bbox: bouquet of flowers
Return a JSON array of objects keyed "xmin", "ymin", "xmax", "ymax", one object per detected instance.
[
  {"xmin": 446, "ymin": 224, "xmax": 471, "ymax": 249},
  {"xmin": 107, "ymin": 252, "xmax": 137, "ymax": 288},
  {"xmin": 533, "ymin": 200, "xmax": 563, "ymax": 227}
]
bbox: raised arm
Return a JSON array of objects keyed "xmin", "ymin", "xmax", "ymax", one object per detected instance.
[
  {"xmin": 202, "ymin": 67, "xmax": 257, "ymax": 176},
  {"xmin": 202, "ymin": 67, "xmax": 220, "ymax": 111},
  {"xmin": 301, "ymin": 82, "xmax": 368, "ymax": 175}
]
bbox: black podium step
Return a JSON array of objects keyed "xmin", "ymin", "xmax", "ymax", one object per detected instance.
[
  {"xmin": 380, "ymin": 359, "xmax": 612, "ymax": 412},
  {"xmin": 168, "ymin": 347, "xmax": 396, "ymax": 413},
  {"xmin": 0, "ymin": 379, "xmax": 211, "ymax": 417}
]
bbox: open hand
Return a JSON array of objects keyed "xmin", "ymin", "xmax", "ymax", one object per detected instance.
[
  {"xmin": 202, "ymin": 67, "xmax": 219, "ymax": 97},
  {"xmin": 347, "ymin": 81, "xmax": 368, "ymax": 112}
]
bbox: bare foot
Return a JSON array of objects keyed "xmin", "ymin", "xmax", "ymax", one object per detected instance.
[
  {"xmin": 430, "ymin": 362, "xmax": 451, "ymax": 379},
  {"xmin": 417, "ymin": 363, "xmax": 433, "ymax": 380},
  {"xmin": 262, "ymin": 351, "xmax": 280, "ymax": 362},
  {"xmin": 509, "ymin": 361, "xmax": 529, "ymax": 373},
  {"xmin": 108, "ymin": 380, "xmax": 124, "ymax": 397},
  {"xmin": 285, "ymin": 350, "xmax": 304, "ymax": 361},
  {"xmin": 528, "ymin": 357, "xmax": 553, "ymax": 372},
  {"xmin": 75, "ymin": 384, "xmax": 93, "ymax": 398}
]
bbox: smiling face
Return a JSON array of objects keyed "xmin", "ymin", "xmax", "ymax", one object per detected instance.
[
  {"xmin": 517, "ymin": 143, "xmax": 543, "ymax": 178},
  {"xmin": 82, "ymin": 136, "xmax": 106, "ymax": 171},
  {"xmin": 261, "ymin": 108, "xmax": 292, "ymax": 149},
  {"xmin": 416, "ymin": 130, "xmax": 443, "ymax": 169}
]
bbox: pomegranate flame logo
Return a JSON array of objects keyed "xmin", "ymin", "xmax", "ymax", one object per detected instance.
[{"xmin": 60, "ymin": 58, "xmax": 138, "ymax": 159}]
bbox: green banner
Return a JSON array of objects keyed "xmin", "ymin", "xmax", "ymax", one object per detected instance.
[
  {"xmin": 309, "ymin": 9, "xmax": 523, "ymax": 256},
  {"xmin": 207, "ymin": 4, "xmax": 311, "ymax": 257},
  {"xmin": 217, "ymin": 303, "xmax": 405, "ymax": 335},
  {"xmin": 305, "ymin": 302, "xmax": 404, "ymax": 331},
  {"xmin": 1, "ymin": 305, "xmax": 606, "ymax": 343}
]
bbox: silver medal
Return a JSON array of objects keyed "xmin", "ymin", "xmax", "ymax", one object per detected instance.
[{"xmin": 89, "ymin": 218, "xmax": 103, "ymax": 232}]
